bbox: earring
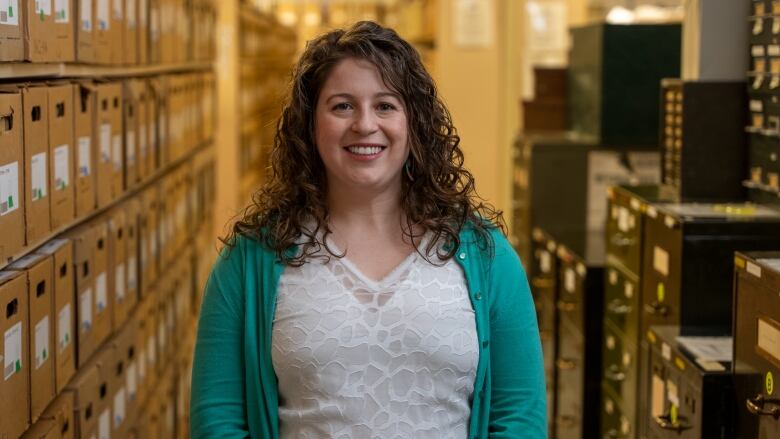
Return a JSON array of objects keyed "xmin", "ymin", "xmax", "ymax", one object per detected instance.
[{"xmin": 405, "ymin": 158, "xmax": 415, "ymax": 181}]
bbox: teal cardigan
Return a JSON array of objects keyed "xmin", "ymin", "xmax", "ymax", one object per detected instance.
[{"xmin": 190, "ymin": 225, "xmax": 547, "ymax": 438}]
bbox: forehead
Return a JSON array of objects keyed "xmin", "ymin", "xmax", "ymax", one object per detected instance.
[{"xmin": 320, "ymin": 57, "xmax": 396, "ymax": 96}]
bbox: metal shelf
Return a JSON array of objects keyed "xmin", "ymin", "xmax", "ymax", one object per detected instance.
[
  {"xmin": 0, "ymin": 61, "xmax": 214, "ymax": 81},
  {"xmin": 0, "ymin": 140, "xmax": 214, "ymax": 271}
]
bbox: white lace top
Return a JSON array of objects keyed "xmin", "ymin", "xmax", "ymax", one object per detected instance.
[{"xmin": 271, "ymin": 236, "xmax": 479, "ymax": 439}]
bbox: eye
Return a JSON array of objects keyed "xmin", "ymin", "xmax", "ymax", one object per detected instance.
[
  {"xmin": 332, "ymin": 102, "xmax": 352, "ymax": 111},
  {"xmin": 377, "ymin": 102, "xmax": 397, "ymax": 112}
]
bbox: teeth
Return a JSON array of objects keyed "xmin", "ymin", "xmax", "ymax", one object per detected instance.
[{"xmin": 347, "ymin": 146, "xmax": 383, "ymax": 155}]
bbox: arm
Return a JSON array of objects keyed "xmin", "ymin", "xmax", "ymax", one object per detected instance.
[
  {"xmin": 488, "ymin": 232, "xmax": 547, "ymax": 438},
  {"xmin": 190, "ymin": 243, "xmax": 250, "ymax": 438}
]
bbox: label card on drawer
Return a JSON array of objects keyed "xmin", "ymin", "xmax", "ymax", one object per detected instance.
[
  {"xmin": 662, "ymin": 342, "xmax": 671, "ymax": 361},
  {"xmin": 667, "ymin": 380, "xmax": 679, "ymax": 406},
  {"xmin": 618, "ymin": 207, "xmax": 630, "ymax": 232},
  {"xmin": 540, "ymin": 251, "xmax": 550, "ymax": 273},
  {"xmin": 564, "ymin": 268, "xmax": 575, "ymax": 293},
  {"xmin": 757, "ymin": 317, "xmax": 780, "ymax": 368},
  {"xmin": 653, "ymin": 246, "xmax": 669, "ymax": 276},
  {"xmin": 651, "ymin": 373, "xmax": 664, "ymax": 417}
]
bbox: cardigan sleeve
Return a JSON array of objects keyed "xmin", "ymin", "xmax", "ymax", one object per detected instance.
[
  {"xmin": 190, "ymin": 242, "xmax": 251, "ymax": 438},
  {"xmin": 487, "ymin": 230, "xmax": 547, "ymax": 438}
]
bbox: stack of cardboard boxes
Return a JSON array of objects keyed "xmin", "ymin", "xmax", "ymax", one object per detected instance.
[{"xmin": 0, "ymin": 0, "xmax": 216, "ymax": 65}]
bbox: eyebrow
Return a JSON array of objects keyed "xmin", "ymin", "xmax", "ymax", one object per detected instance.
[{"xmin": 325, "ymin": 92, "xmax": 402, "ymax": 103}]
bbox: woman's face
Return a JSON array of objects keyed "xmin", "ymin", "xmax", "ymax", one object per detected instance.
[{"xmin": 314, "ymin": 57, "xmax": 409, "ymax": 196}]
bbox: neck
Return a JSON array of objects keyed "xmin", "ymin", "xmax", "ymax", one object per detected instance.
[{"xmin": 327, "ymin": 183, "xmax": 404, "ymax": 234}]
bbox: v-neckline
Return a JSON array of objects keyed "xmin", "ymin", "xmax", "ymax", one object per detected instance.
[{"xmin": 326, "ymin": 233, "xmax": 431, "ymax": 290}]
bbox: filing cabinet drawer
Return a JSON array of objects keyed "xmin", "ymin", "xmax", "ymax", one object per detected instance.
[
  {"xmin": 604, "ymin": 265, "xmax": 640, "ymax": 345},
  {"xmin": 602, "ymin": 320, "xmax": 638, "ymax": 418},
  {"xmin": 748, "ymin": 133, "xmax": 780, "ymax": 192},
  {"xmin": 555, "ymin": 316, "xmax": 584, "ymax": 439},
  {"xmin": 734, "ymin": 252, "xmax": 780, "ymax": 438},
  {"xmin": 601, "ymin": 384, "xmax": 633, "ymax": 439}
]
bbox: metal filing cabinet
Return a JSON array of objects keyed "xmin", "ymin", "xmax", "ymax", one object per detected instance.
[
  {"xmin": 568, "ymin": 23, "xmax": 681, "ymax": 147},
  {"xmin": 554, "ymin": 240, "xmax": 604, "ymax": 438},
  {"xmin": 658, "ymin": 79, "xmax": 746, "ymax": 200},
  {"xmin": 517, "ymin": 134, "xmax": 659, "ymax": 259},
  {"xmin": 733, "ymin": 252, "xmax": 780, "ymax": 438},
  {"xmin": 641, "ymin": 202, "xmax": 780, "ymax": 337},
  {"xmin": 602, "ymin": 184, "xmax": 678, "ymax": 439},
  {"xmin": 530, "ymin": 227, "xmax": 559, "ymax": 439},
  {"xmin": 644, "ymin": 326, "xmax": 733, "ymax": 439}
]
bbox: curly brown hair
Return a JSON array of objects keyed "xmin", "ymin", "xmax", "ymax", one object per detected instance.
[{"xmin": 223, "ymin": 20, "xmax": 505, "ymax": 265}]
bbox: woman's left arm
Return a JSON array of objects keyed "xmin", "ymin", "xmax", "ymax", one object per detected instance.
[{"xmin": 487, "ymin": 233, "xmax": 547, "ymax": 437}]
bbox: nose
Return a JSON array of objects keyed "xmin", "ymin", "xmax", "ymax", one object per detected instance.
[{"xmin": 351, "ymin": 107, "xmax": 378, "ymax": 135}]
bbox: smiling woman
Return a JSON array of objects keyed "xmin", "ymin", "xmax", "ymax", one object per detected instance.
[{"xmin": 190, "ymin": 20, "xmax": 547, "ymax": 439}]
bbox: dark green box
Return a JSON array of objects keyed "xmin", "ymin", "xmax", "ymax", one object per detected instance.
[{"xmin": 568, "ymin": 23, "xmax": 682, "ymax": 147}]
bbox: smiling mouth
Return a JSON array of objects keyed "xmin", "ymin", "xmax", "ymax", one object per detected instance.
[{"xmin": 344, "ymin": 144, "xmax": 387, "ymax": 155}]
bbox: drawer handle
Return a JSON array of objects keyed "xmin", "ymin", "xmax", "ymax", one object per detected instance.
[
  {"xmin": 603, "ymin": 429, "xmax": 622, "ymax": 439},
  {"xmin": 532, "ymin": 278, "xmax": 554, "ymax": 289},
  {"xmin": 556, "ymin": 358, "xmax": 576, "ymax": 370},
  {"xmin": 557, "ymin": 300, "xmax": 577, "ymax": 312},
  {"xmin": 644, "ymin": 301, "xmax": 668, "ymax": 316},
  {"xmin": 654, "ymin": 414, "xmax": 692, "ymax": 432},
  {"xmin": 604, "ymin": 365, "xmax": 626, "ymax": 382},
  {"xmin": 610, "ymin": 235, "xmax": 635, "ymax": 248},
  {"xmin": 746, "ymin": 394, "xmax": 780, "ymax": 419},
  {"xmin": 607, "ymin": 299, "xmax": 631, "ymax": 315}
]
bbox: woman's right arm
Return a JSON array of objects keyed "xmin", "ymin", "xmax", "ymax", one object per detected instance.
[{"xmin": 190, "ymin": 245, "xmax": 250, "ymax": 438}]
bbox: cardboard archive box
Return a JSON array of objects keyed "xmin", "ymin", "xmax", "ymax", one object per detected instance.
[
  {"xmin": 0, "ymin": 0, "xmax": 24, "ymax": 61},
  {"xmin": 0, "ymin": 270, "xmax": 30, "ymax": 437},
  {"xmin": 65, "ymin": 361, "xmax": 100, "ymax": 439},
  {"xmin": 123, "ymin": 80, "xmax": 139, "ymax": 187},
  {"xmin": 124, "ymin": 0, "xmax": 138, "ymax": 65},
  {"xmin": 0, "ymin": 88, "xmax": 24, "ymax": 262},
  {"xmin": 22, "ymin": 84, "xmax": 52, "ymax": 246},
  {"xmin": 48, "ymin": 83, "xmax": 76, "ymax": 230},
  {"xmin": 21, "ymin": 390, "xmax": 75, "ymax": 439},
  {"xmin": 91, "ymin": 220, "xmax": 112, "ymax": 350},
  {"xmin": 68, "ymin": 225, "xmax": 96, "ymax": 367},
  {"xmin": 138, "ymin": 0, "xmax": 148, "ymax": 64},
  {"xmin": 144, "ymin": 79, "xmax": 157, "ymax": 177},
  {"xmin": 124, "ymin": 197, "xmax": 140, "ymax": 311},
  {"xmin": 76, "ymin": 0, "xmax": 96, "ymax": 62},
  {"xmin": 22, "ymin": 0, "xmax": 75, "ymax": 62},
  {"xmin": 133, "ymin": 291, "xmax": 156, "ymax": 407},
  {"xmin": 96, "ymin": 82, "xmax": 123, "ymax": 206},
  {"xmin": 36, "ymin": 238, "xmax": 76, "ymax": 393},
  {"xmin": 139, "ymin": 186, "xmax": 158, "ymax": 296},
  {"xmin": 109, "ymin": 319, "xmax": 139, "ymax": 437},
  {"xmin": 8, "ymin": 254, "xmax": 56, "ymax": 422},
  {"xmin": 74, "ymin": 81, "xmax": 97, "ymax": 217},
  {"xmin": 108, "ymin": 207, "xmax": 130, "ymax": 330}
]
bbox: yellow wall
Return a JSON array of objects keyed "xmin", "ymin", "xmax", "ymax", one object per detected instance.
[{"xmin": 434, "ymin": 0, "xmax": 523, "ymax": 221}]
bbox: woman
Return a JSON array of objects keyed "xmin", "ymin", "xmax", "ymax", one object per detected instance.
[{"xmin": 191, "ymin": 21, "xmax": 546, "ymax": 438}]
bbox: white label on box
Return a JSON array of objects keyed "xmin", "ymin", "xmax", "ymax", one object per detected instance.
[
  {"xmin": 34, "ymin": 316, "xmax": 50, "ymax": 369},
  {"xmin": 126, "ymin": 0, "xmax": 135, "ymax": 27},
  {"xmin": 115, "ymin": 263, "xmax": 125, "ymax": 303},
  {"xmin": 758, "ymin": 318, "xmax": 780, "ymax": 363},
  {"xmin": 139, "ymin": 125, "xmax": 147, "ymax": 156},
  {"xmin": 78, "ymin": 136, "xmax": 91, "ymax": 176},
  {"xmin": 96, "ymin": 272, "xmax": 107, "ymax": 314},
  {"xmin": 112, "ymin": 134, "xmax": 122, "ymax": 170},
  {"xmin": 653, "ymin": 246, "xmax": 669, "ymax": 277},
  {"xmin": 97, "ymin": 0, "xmax": 108, "ymax": 30},
  {"xmin": 3, "ymin": 321, "xmax": 22, "ymax": 380},
  {"xmin": 126, "ymin": 361, "xmax": 137, "ymax": 400},
  {"xmin": 662, "ymin": 342, "xmax": 672, "ymax": 361},
  {"xmin": 54, "ymin": 0, "xmax": 68, "ymax": 22},
  {"xmin": 127, "ymin": 257, "xmax": 137, "ymax": 290},
  {"xmin": 0, "ymin": 161, "xmax": 19, "ymax": 216},
  {"xmin": 147, "ymin": 335, "xmax": 156, "ymax": 365},
  {"xmin": 54, "ymin": 144, "xmax": 70, "ymax": 190},
  {"xmin": 36, "ymin": 0, "xmax": 52, "ymax": 16},
  {"xmin": 98, "ymin": 408, "xmax": 110, "ymax": 439},
  {"xmin": 100, "ymin": 123, "xmax": 111, "ymax": 163},
  {"xmin": 31, "ymin": 152, "xmax": 47, "ymax": 201},
  {"xmin": 747, "ymin": 261, "xmax": 763, "ymax": 278},
  {"xmin": 80, "ymin": 0, "xmax": 91, "ymax": 30},
  {"xmin": 0, "ymin": 0, "xmax": 19, "ymax": 26},
  {"xmin": 113, "ymin": 387, "xmax": 125, "ymax": 427},
  {"xmin": 58, "ymin": 303, "xmax": 71, "ymax": 352},
  {"xmin": 564, "ymin": 268, "xmax": 576, "ymax": 293},
  {"xmin": 112, "ymin": 0, "xmax": 121, "ymax": 19},
  {"xmin": 126, "ymin": 131, "xmax": 136, "ymax": 166},
  {"xmin": 80, "ymin": 288, "xmax": 92, "ymax": 333}
]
